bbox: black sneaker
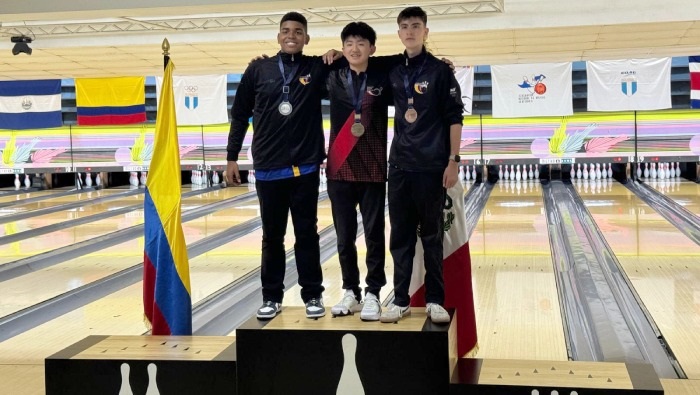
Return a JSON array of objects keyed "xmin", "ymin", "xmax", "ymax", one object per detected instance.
[
  {"xmin": 256, "ymin": 301, "xmax": 281, "ymax": 320},
  {"xmin": 305, "ymin": 298, "xmax": 326, "ymax": 318}
]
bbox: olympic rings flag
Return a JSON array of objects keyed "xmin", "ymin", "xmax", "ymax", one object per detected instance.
[{"xmin": 156, "ymin": 74, "xmax": 228, "ymax": 125}]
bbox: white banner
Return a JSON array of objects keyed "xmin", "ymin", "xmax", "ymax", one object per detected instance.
[
  {"xmin": 491, "ymin": 62, "xmax": 573, "ymax": 118},
  {"xmin": 586, "ymin": 58, "xmax": 671, "ymax": 111},
  {"xmin": 455, "ymin": 66, "xmax": 474, "ymax": 115},
  {"xmin": 156, "ymin": 74, "xmax": 228, "ymax": 125}
]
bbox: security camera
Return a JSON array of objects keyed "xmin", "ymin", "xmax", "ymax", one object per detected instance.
[{"xmin": 11, "ymin": 36, "xmax": 32, "ymax": 55}]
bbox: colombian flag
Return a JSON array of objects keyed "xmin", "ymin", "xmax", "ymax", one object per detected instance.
[
  {"xmin": 143, "ymin": 60, "xmax": 192, "ymax": 335},
  {"xmin": 76, "ymin": 77, "xmax": 146, "ymax": 125}
]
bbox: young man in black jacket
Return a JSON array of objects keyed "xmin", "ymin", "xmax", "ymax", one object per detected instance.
[
  {"xmin": 226, "ymin": 12, "xmax": 330, "ymax": 319},
  {"xmin": 380, "ymin": 6, "xmax": 464, "ymax": 324}
]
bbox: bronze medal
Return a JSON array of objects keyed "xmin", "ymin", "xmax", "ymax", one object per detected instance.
[
  {"xmin": 351, "ymin": 123, "xmax": 365, "ymax": 137},
  {"xmin": 404, "ymin": 108, "xmax": 418, "ymax": 123}
]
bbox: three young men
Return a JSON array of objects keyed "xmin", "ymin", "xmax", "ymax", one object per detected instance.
[{"xmin": 228, "ymin": 7, "xmax": 463, "ymax": 325}]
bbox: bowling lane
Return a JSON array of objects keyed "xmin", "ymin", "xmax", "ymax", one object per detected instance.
[
  {"xmin": 0, "ymin": 186, "xmax": 258, "ymax": 316},
  {"xmin": 0, "ymin": 187, "xmax": 250, "ymax": 265},
  {"xmin": 0, "ymin": 195, "xmax": 334, "ymax": 375},
  {"xmin": 575, "ymin": 179, "xmax": 700, "ymax": 379},
  {"xmin": 0, "ymin": 188, "xmax": 75, "ymax": 205},
  {"xmin": 646, "ymin": 178, "xmax": 700, "ymax": 217},
  {"xmin": 0, "ymin": 188, "xmax": 127, "ymax": 216},
  {"xmin": 469, "ymin": 180, "xmax": 568, "ymax": 361}
]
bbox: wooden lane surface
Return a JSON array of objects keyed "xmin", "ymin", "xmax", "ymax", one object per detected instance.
[
  {"xmin": 0, "ymin": 195, "xmax": 334, "ymax": 395},
  {"xmin": 0, "ymin": 188, "xmax": 126, "ymax": 216},
  {"xmin": 0, "ymin": 189, "xmax": 72, "ymax": 205},
  {"xmin": 0, "ymin": 187, "xmax": 257, "ymax": 317},
  {"xmin": 0, "ymin": 187, "xmax": 249, "ymax": 265},
  {"xmin": 467, "ymin": 180, "xmax": 568, "ymax": 361},
  {"xmin": 0, "ymin": 192, "xmax": 142, "ymax": 237},
  {"xmin": 575, "ymin": 180, "xmax": 700, "ymax": 379},
  {"xmin": 646, "ymin": 179, "xmax": 700, "ymax": 216}
]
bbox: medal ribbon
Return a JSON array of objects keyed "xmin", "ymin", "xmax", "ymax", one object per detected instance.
[
  {"xmin": 346, "ymin": 69, "xmax": 367, "ymax": 123},
  {"xmin": 402, "ymin": 54, "xmax": 428, "ymax": 111},
  {"xmin": 278, "ymin": 56, "xmax": 300, "ymax": 104}
]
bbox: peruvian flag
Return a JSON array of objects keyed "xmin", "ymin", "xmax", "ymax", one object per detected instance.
[
  {"xmin": 409, "ymin": 182, "xmax": 477, "ymax": 357},
  {"xmin": 691, "ymin": 56, "xmax": 700, "ymax": 109}
]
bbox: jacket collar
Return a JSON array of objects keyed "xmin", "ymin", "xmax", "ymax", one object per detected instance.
[
  {"xmin": 278, "ymin": 50, "xmax": 303, "ymax": 64},
  {"xmin": 403, "ymin": 46, "xmax": 428, "ymax": 67}
]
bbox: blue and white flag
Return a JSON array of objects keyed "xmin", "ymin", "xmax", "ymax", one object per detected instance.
[
  {"xmin": 0, "ymin": 80, "xmax": 62, "ymax": 130},
  {"xmin": 587, "ymin": 58, "xmax": 671, "ymax": 111},
  {"xmin": 156, "ymin": 74, "xmax": 228, "ymax": 125}
]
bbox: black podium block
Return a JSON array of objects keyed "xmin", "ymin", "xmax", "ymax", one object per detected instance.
[
  {"xmin": 45, "ymin": 335, "xmax": 237, "ymax": 395},
  {"xmin": 450, "ymin": 358, "xmax": 664, "ymax": 395},
  {"xmin": 236, "ymin": 307, "xmax": 457, "ymax": 395}
]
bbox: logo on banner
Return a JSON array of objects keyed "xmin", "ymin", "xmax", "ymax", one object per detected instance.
[
  {"xmin": 621, "ymin": 71, "xmax": 637, "ymax": 96},
  {"xmin": 414, "ymin": 81, "xmax": 429, "ymax": 94},
  {"xmin": 517, "ymin": 74, "xmax": 547, "ymax": 103},
  {"xmin": 183, "ymin": 85, "xmax": 199, "ymax": 110},
  {"xmin": 21, "ymin": 97, "xmax": 33, "ymax": 111}
]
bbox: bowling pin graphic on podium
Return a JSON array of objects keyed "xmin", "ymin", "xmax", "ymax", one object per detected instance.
[
  {"xmin": 146, "ymin": 363, "xmax": 161, "ymax": 395},
  {"xmin": 118, "ymin": 363, "xmax": 134, "ymax": 395},
  {"xmin": 336, "ymin": 334, "xmax": 365, "ymax": 395}
]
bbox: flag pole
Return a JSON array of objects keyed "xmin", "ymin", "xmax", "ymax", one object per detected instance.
[{"xmin": 162, "ymin": 38, "xmax": 170, "ymax": 70}]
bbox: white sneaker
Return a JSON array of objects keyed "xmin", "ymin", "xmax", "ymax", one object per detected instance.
[
  {"xmin": 360, "ymin": 292, "xmax": 381, "ymax": 321},
  {"xmin": 331, "ymin": 290, "xmax": 361, "ymax": 316},
  {"xmin": 379, "ymin": 303, "xmax": 410, "ymax": 323},
  {"xmin": 426, "ymin": 303, "xmax": 450, "ymax": 324}
]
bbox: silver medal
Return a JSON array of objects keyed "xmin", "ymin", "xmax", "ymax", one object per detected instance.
[{"xmin": 278, "ymin": 102, "xmax": 293, "ymax": 116}]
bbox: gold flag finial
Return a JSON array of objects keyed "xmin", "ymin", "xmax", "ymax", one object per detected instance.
[{"xmin": 162, "ymin": 38, "xmax": 170, "ymax": 56}]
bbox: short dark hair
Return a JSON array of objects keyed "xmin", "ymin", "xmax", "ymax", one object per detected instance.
[
  {"xmin": 280, "ymin": 12, "xmax": 307, "ymax": 30},
  {"xmin": 397, "ymin": 6, "xmax": 427, "ymax": 25},
  {"xmin": 340, "ymin": 22, "xmax": 377, "ymax": 46}
]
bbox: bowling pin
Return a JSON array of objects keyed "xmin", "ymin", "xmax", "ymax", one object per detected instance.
[
  {"xmin": 534, "ymin": 165, "xmax": 539, "ymax": 179},
  {"xmin": 658, "ymin": 163, "xmax": 665, "ymax": 179},
  {"xmin": 498, "ymin": 165, "xmax": 503, "ymax": 180},
  {"xmin": 458, "ymin": 165, "xmax": 465, "ymax": 180},
  {"xmin": 146, "ymin": 363, "xmax": 160, "ymax": 395},
  {"xmin": 24, "ymin": 174, "xmax": 31, "ymax": 188},
  {"xmin": 504, "ymin": 165, "xmax": 510, "ymax": 181},
  {"xmin": 582, "ymin": 164, "xmax": 589, "ymax": 180},
  {"xmin": 212, "ymin": 171, "xmax": 220, "ymax": 185},
  {"xmin": 528, "ymin": 164, "xmax": 534, "ymax": 180},
  {"xmin": 515, "ymin": 164, "xmax": 521, "ymax": 181},
  {"xmin": 140, "ymin": 171, "xmax": 147, "ymax": 186},
  {"xmin": 650, "ymin": 163, "xmax": 657, "ymax": 179},
  {"xmin": 576, "ymin": 163, "xmax": 582, "ymax": 179},
  {"xmin": 14, "ymin": 174, "xmax": 20, "ymax": 189},
  {"xmin": 118, "ymin": 363, "xmax": 134, "ymax": 395},
  {"xmin": 595, "ymin": 163, "xmax": 602, "ymax": 180},
  {"xmin": 509, "ymin": 165, "xmax": 515, "ymax": 181},
  {"xmin": 336, "ymin": 334, "xmax": 365, "ymax": 395},
  {"xmin": 471, "ymin": 165, "xmax": 477, "ymax": 181},
  {"xmin": 85, "ymin": 172, "xmax": 93, "ymax": 187},
  {"xmin": 676, "ymin": 162, "xmax": 681, "ymax": 177},
  {"xmin": 636, "ymin": 163, "xmax": 642, "ymax": 179},
  {"xmin": 96, "ymin": 173, "xmax": 102, "ymax": 187},
  {"xmin": 643, "ymin": 163, "xmax": 649, "ymax": 178}
]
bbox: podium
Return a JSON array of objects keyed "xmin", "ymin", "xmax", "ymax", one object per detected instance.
[
  {"xmin": 45, "ymin": 335, "xmax": 237, "ymax": 394},
  {"xmin": 451, "ymin": 358, "xmax": 664, "ymax": 395},
  {"xmin": 236, "ymin": 307, "xmax": 458, "ymax": 395}
]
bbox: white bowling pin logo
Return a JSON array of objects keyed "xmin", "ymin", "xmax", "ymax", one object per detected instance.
[
  {"xmin": 336, "ymin": 334, "xmax": 365, "ymax": 395},
  {"xmin": 146, "ymin": 363, "xmax": 160, "ymax": 395},
  {"xmin": 118, "ymin": 363, "xmax": 134, "ymax": 395}
]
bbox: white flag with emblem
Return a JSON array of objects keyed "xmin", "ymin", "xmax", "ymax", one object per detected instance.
[
  {"xmin": 491, "ymin": 62, "xmax": 573, "ymax": 118},
  {"xmin": 156, "ymin": 74, "xmax": 228, "ymax": 125},
  {"xmin": 586, "ymin": 58, "xmax": 671, "ymax": 111},
  {"xmin": 455, "ymin": 66, "xmax": 474, "ymax": 115}
]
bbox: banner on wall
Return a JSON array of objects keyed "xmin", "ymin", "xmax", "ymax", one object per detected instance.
[
  {"xmin": 0, "ymin": 79, "xmax": 62, "ymax": 130},
  {"xmin": 491, "ymin": 62, "xmax": 573, "ymax": 118},
  {"xmin": 156, "ymin": 74, "xmax": 228, "ymax": 125},
  {"xmin": 690, "ymin": 56, "xmax": 700, "ymax": 109},
  {"xmin": 587, "ymin": 58, "xmax": 671, "ymax": 111},
  {"xmin": 455, "ymin": 66, "xmax": 474, "ymax": 115},
  {"xmin": 76, "ymin": 77, "xmax": 146, "ymax": 126}
]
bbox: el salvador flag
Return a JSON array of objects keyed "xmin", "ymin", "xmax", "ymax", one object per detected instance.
[{"xmin": 0, "ymin": 79, "xmax": 62, "ymax": 130}]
